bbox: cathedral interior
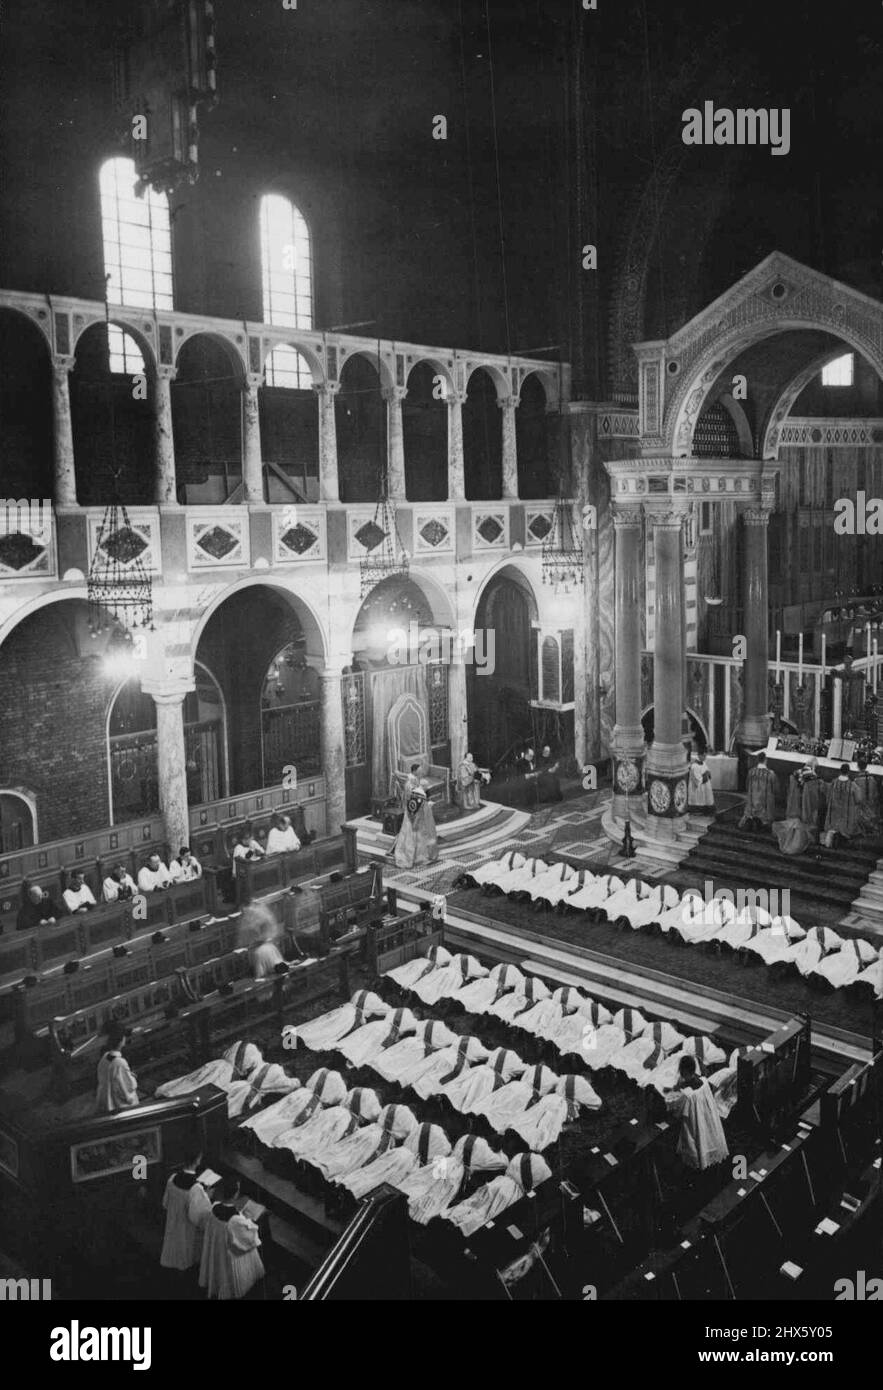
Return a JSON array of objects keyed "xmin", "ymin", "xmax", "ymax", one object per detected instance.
[{"xmin": 0, "ymin": 0, "xmax": 880, "ymax": 1327}]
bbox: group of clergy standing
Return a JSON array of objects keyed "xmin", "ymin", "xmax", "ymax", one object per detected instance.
[{"xmin": 741, "ymin": 752, "xmax": 881, "ymax": 855}]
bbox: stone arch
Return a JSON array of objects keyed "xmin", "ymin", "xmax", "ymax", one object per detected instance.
[
  {"xmin": 336, "ymin": 345, "xmax": 395, "ymax": 392},
  {"xmin": 260, "ymin": 336, "xmax": 325, "ymax": 386},
  {"xmin": 0, "ymin": 306, "xmax": 54, "ymax": 498},
  {"xmin": 760, "ymin": 347, "xmax": 863, "ymax": 459},
  {"xmin": 173, "ymin": 327, "xmax": 247, "ymax": 383},
  {"xmin": 406, "ymin": 356, "xmax": 456, "ymax": 398},
  {"xmin": 190, "ymin": 576, "xmax": 329, "ymax": 668},
  {"xmin": 71, "ymin": 311, "xmax": 158, "ymax": 375},
  {"xmin": 463, "ymin": 360, "xmax": 510, "ymax": 400}
]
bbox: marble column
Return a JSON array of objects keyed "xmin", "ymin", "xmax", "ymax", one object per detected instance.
[
  {"xmin": 320, "ymin": 667, "xmax": 348, "ymax": 835},
  {"xmin": 448, "ymin": 652, "xmax": 469, "ymax": 772},
  {"xmin": 499, "ymin": 395, "xmax": 519, "ymax": 499},
  {"xmin": 611, "ymin": 505, "xmax": 646, "ymax": 823},
  {"xmin": 447, "ymin": 390, "xmax": 467, "ymax": 501},
  {"xmin": 242, "ymin": 372, "xmax": 264, "ymax": 503},
  {"xmin": 383, "ymin": 386, "xmax": 408, "ymax": 501},
  {"xmin": 51, "ymin": 354, "xmax": 77, "ymax": 507},
  {"xmin": 315, "ymin": 381, "xmax": 340, "ymax": 502},
  {"xmin": 644, "ymin": 505, "xmax": 690, "ymax": 838},
  {"xmin": 154, "ymin": 365, "xmax": 178, "ymax": 505},
  {"xmin": 736, "ymin": 506, "xmax": 772, "ymax": 750},
  {"xmin": 150, "ymin": 688, "xmax": 191, "ymax": 855}
]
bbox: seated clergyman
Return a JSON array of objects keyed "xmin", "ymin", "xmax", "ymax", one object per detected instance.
[
  {"xmin": 169, "ymin": 846, "xmax": 203, "ymax": 883},
  {"xmin": 138, "ymin": 853, "xmax": 172, "ymax": 894},
  {"xmin": 16, "ymin": 883, "xmax": 64, "ymax": 931},
  {"xmin": 266, "ymin": 814, "xmax": 301, "ymax": 856},
  {"xmin": 63, "ymin": 870, "xmax": 96, "ymax": 914},
  {"xmin": 102, "ymin": 864, "xmax": 137, "ymax": 903},
  {"xmin": 232, "ymin": 826, "xmax": 265, "ymax": 874}
]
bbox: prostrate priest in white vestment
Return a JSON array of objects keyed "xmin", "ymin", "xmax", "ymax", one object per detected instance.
[
  {"xmin": 657, "ymin": 889, "xmax": 703, "ymax": 935},
  {"xmin": 494, "ymin": 856, "xmax": 550, "ymax": 897},
  {"xmin": 739, "ymin": 914, "xmax": 805, "ymax": 966},
  {"xmin": 199, "ymin": 1177, "xmax": 264, "ymax": 1300},
  {"xmin": 369, "ymin": 1019, "xmax": 459, "ymax": 1085},
  {"xmin": 774, "ymin": 924, "xmax": 844, "ymax": 977},
  {"xmin": 303, "ymin": 1067, "xmax": 349, "ymax": 1105},
  {"xmin": 565, "ymin": 872, "xmax": 624, "ymax": 913},
  {"xmin": 335, "ymin": 1007, "xmax": 419, "ymax": 1068},
  {"xmin": 548, "ymin": 997, "xmax": 613, "ymax": 1059},
  {"xmin": 273, "ymin": 1103, "xmax": 358, "ymax": 1161},
  {"xmin": 664, "ymin": 1056, "xmax": 729, "ymax": 1170},
  {"xmin": 808, "ymin": 936, "xmax": 878, "ymax": 990},
  {"xmin": 240, "ymin": 1088, "xmax": 324, "ymax": 1146},
  {"xmin": 406, "ymin": 1035, "xmax": 490, "ymax": 1100},
  {"xmin": 411, "ymin": 953, "xmax": 487, "ymax": 1007},
  {"xmin": 439, "ymin": 1047, "xmax": 527, "ymax": 1114},
  {"xmin": 486, "ymin": 974, "xmax": 550, "ymax": 1025},
  {"xmin": 671, "ymin": 894, "xmax": 735, "ymax": 946},
  {"xmin": 611, "ymin": 1020, "xmax": 686, "ymax": 1084},
  {"xmin": 95, "ymin": 1022, "xmax": 139, "ymax": 1114},
  {"xmin": 160, "ymin": 1154, "xmax": 213, "ymax": 1271},
  {"xmin": 600, "ymin": 878, "xmax": 652, "ymax": 924},
  {"xmin": 449, "ymin": 962, "xmax": 525, "ymax": 1016},
  {"xmin": 471, "ymin": 1063, "xmax": 558, "ymax": 1135},
  {"xmin": 465, "ymin": 850, "xmax": 526, "ymax": 889},
  {"xmin": 524, "ymin": 861, "xmax": 576, "ymax": 908},
  {"xmin": 385, "ymin": 943, "xmax": 451, "ymax": 993},
  {"xmin": 619, "ymin": 883, "xmax": 680, "ymax": 931},
  {"xmin": 225, "ymin": 1062, "xmax": 300, "ymax": 1118},
  {"xmin": 713, "ymin": 904, "xmax": 773, "ymax": 953},
  {"xmin": 444, "ymin": 1153, "xmax": 553, "ymax": 1238},
  {"xmin": 293, "ymin": 990, "xmax": 389, "ymax": 1052},
  {"xmin": 509, "ymin": 1073, "xmax": 602, "ymax": 1149}
]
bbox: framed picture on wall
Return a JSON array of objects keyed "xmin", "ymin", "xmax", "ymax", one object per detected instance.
[{"xmin": 70, "ymin": 1125, "xmax": 162, "ymax": 1184}]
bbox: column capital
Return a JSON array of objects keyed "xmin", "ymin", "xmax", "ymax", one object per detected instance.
[
  {"xmin": 446, "ymin": 390, "xmax": 468, "ymax": 407},
  {"xmin": 740, "ymin": 506, "xmax": 772, "ymax": 527},
  {"xmin": 314, "ymin": 379, "xmax": 341, "ymax": 398},
  {"xmin": 611, "ymin": 504, "xmax": 644, "ymax": 529},
  {"xmin": 497, "ymin": 394, "xmax": 520, "ymax": 411},
  {"xmin": 244, "ymin": 371, "xmax": 264, "ymax": 392},
  {"xmin": 52, "ymin": 353, "xmax": 75, "ymax": 375},
  {"xmin": 141, "ymin": 678, "xmax": 195, "ymax": 704},
  {"xmin": 381, "ymin": 385, "xmax": 408, "ymax": 404},
  {"xmin": 154, "ymin": 364, "xmax": 178, "ymax": 383}
]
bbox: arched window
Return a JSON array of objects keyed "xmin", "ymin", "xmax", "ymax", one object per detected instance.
[
  {"xmin": 99, "ymin": 156, "xmax": 172, "ymax": 374},
  {"xmin": 822, "ymin": 352, "xmax": 854, "ymax": 386},
  {"xmin": 259, "ymin": 194, "xmax": 313, "ymax": 387}
]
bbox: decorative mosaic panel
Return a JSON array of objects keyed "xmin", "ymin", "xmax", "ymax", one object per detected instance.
[
  {"xmin": 87, "ymin": 508, "xmax": 160, "ymax": 576},
  {"xmin": 778, "ymin": 418, "xmax": 883, "ymax": 447},
  {"xmin": 0, "ymin": 499, "xmax": 55, "ymax": 579},
  {"xmin": 271, "ymin": 507, "xmax": 327, "ymax": 563},
  {"xmin": 641, "ymin": 360, "xmax": 661, "ymax": 437},
  {"xmin": 471, "ymin": 508, "xmax": 508, "ymax": 551},
  {"xmin": 597, "ymin": 412, "xmax": 640, "ymax": 438},
  {"xmin": 525, "ymin": 507, "xmax": 555, "ymax": 548},
  {"xmin": 413, "ymin": 507, "xmax": 454, "ymax": 556},
  {"xmin": 347, "ymin": 507, "xmax": 400, "ymax": 562},
  {"xmin": 186, "ymin": 509, "xmax": 249, "ymax": 569}
]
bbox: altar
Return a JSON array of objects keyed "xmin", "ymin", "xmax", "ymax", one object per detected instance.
[{"xmin": 748, "ymin": 740, "xmax": 883, "ymax": 786}]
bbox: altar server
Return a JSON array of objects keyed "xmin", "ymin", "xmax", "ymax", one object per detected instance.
[
  {"xmin": 199, "ymin": 1176, "xmax": 264, "ymax": 1300},
  {"xmin": 95, "ymin": 1022, "xmax": 139, "ymax": 1114},
  {"xmin": 664, "ymin": 1055, "xmax": 729, "ymax": 1171},
  {"xmin": 739, "ymin": 752, "xmax": 778, "ymax": 830},
  {"xmin": 160, "ymin": 1151, "xmax": 212, "ymax": 1271},
  {"xmin": 822, "ymin": 764, "xmax": 863, "ymax": 848},
  {"xmin": 688, "ymin": 752, "xmax": 715, "ymax": 813}
]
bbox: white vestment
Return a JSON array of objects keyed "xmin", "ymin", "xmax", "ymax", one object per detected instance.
[
  {"xmin": 411, "ymin": 954, "xmax": 486, "ymax": 1006},
  {"xmin": 199, "ymin": 1206, "xmax": 264, "ymax": 1300},
  {"xmin": 266, "ymin": 825, "xmax": 301, "ymax": 854},
  {"xmin": 240, "ymin": 1088, "xmax": 323, "ymax": 1145},
  {"xmin": 102, "ymin": 873, "xmax": 137, "ymax": 903},
  {"xmin": 160, "ymin": 1172, "xmax": 211, "ymax": 1270},
  {"xmin": 155, "ymin": 1059, "xmax": 236, "ymax": 1100},
  {"xmin": 95, "ymin": 1051, "xmax": 139, "ymax": 1113},
  {"xmin": 226, "ymin": 1064, "xmax": 300, "ymax": 1117},
  {"xmin": 386, "ymin": 945, "xmax": 451, "ymax": 991},
  {"xmin": 666, "ymin": 1080, "xmax": 729, "ymax": 1169},
  {"xmin": 469, "ymin": 850, "xmax": 526, "ymax": 887},
  {"xmin": 296, "ymin": 993, "xmax": 388, "ymax": 1051},
  {"xmin": 335, "ymin": 1010, "xmax": 418, "ymax": 1066},
  {"xmin": 63, "ymin": 883, "xmax": 96, "ymax": 913},
  {"xmin": 137, "ymin": 863, "xmax": 171, "ymax": 893}
]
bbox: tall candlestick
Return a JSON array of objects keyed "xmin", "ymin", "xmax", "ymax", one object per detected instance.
[
  {"xmin": 797, "ymin": 633, "xmax": 803, "ymax": 684},
  {"xmin": 874, "ymin": 639, "xmax": 879, "ymax": 694},
  {"xmin": 820, "ymin": 633, "xmax": 826, "ymax": 678},
  {"xmin": 775, "ymin": 629, "xmax": 782, "ymax": 680},
  {"xmin": 867, "ymin": 621, "xmax": 872, "ymax": 660}
]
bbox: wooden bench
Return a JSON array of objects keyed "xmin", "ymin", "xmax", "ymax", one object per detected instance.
[
  {"xmin": 367, "ymin": 907, "xmax": 440, "ymax": 976},
  {"xmin": 736, "ymin": 1016, "xmax": 813, "ymax": 1139}
]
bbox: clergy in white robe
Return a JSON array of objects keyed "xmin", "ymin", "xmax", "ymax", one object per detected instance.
[
  {"xmin": 664, "ymin": 1057, "xmax": 729, "ymax": 1170},
  {"xmin": 369, "ymin": 1020, "xmax": 459, "ymax": 1085},
  {"xmin": 565, "ymin": 872, "xmax": 625, "ymax": 914},
  {"xmin": 658, "ymin": 890, "xmax": 704, "ymax": 936},
  {"xmin": 621, "ymin": 883, "xmax": 681, "ymax": 931},
  {"xmin": 335, "ymin": 1008, "xmax": 419, "ymax": 1067},
  {"xmin": 472, "ymin": 1063, "xmax": 558, "ymax": 1135},
  {"xmin": 671, "ymin": 894, "xmax": 735, "ymax": 946},
  {"xmin": 467, "ymin": 850, "xmax": 526, "ymax": 889},
  {"xmin": 338, "ymin": 1140, "xmax": 419, "ymax": 1200},
  {"xmin": 199, "ymin": 1188, "xmax": 264, "ymax": 1300},
  {"xmin": 449, "ymin": 962, "xmax": 525, "ymax": 1016},
  {"xmin": 548, "ymin": 998, "xmax": 613, "ymax": 1059},
  {"xmin": 375, "ymin": 1103, "xmax": 420, "ymax": 1142},
  {"xmin": 688, "ymin": 753, "xmax": 715, "ymax": 812},
  {"xmin": 495, "ymin": 857, "xmax": 551, "ymax": 898},
  {"xmin": 525, "ymin": 862, "xmax": 576, "ymax": 908},
  {"xmin": 853, "ymin": 955, "xmax": 883, "ymax": 997},
  {"xmin": 510, "ymin": 1074, "xmax": 602, "ymax": 1149},
  {"xmin": 808, "ymin": 937, "xmax": 878, "ymax": 990},
  {"xmin": 137, "ymin": 855, "xmax": 172, "ymax": 893},
  {"xmin": 344, "ymin": 1087, "xmax": 383, "ymax": 1122},
  {"xmin": 226, "ymin": 1063, "xmax": 300, "ymax": 1118},
  {"xmin": 385, "ymin": 943, "xmax": 451, "ymax": 992},
  {"xmin": 777, "ymin": 925, "xmax": 843, "ymax": 977},
  {"xmin": 154, "ymin": 1058, "xmax": 239, "ymax": 1101},
  {"xmin": 400, "ymin": 1154, "xmax": 466, "ymax": 1225},
  {"xmin": 223, "ymin": 1040, "xmax": 264, "ymax": 1077},
  {"xmin": 444, "ymin": 1153, "xmax": 552, "ymax": 1238},
  {"xmin": 487, "ymin": 974, "xmax": 550, "ymax": 1024},
  {"xmin": 439, "ymin": 1064, "xmax": 503, "ymax": 1115},
  {"xmin": 739, "ymin": 915, "xmax": 805, "ymax": 967},
  {"xmin": 611, "ymin": 1020, "xmax": 686, "ymax": 1083},
  {"xmin": 295, "ymin": 991, "xmax": 389, "ymax": 1052},
  {"xmin": 407, "ymin": 1035, "xmax": 490, "ymax": 1100},
  {"xmin": 601, "ymin": 878, "xmax": 652, "ymax": 924},
  {"xmin": 160, "ymin": 1161, "xmax": 212, "ymax": 1270},
  {"xmin": 706, "ymin": 1048, "xmax": 748, "ymax": 1119},
  {"xmin": 394, "ymin": 1121, "xmax": 452, "ymax": 1179},
  {"xmin": 545, "ymin": 868, "xmax": 596, "ymax": 910},
  {"xmin": 303, "ymin": 1067, "xmax": 349, "ymax": 1106},
  {"xmin": 240, "ymin": 1088, "xmax": 323, "ymax": 1145},
  {"xmin": 95, "ymin": 1024, "xmax": 139, "ymax": 1114},
  {"xmin": 310, "ymin": 1122, "xmax": 394, "ymax": 1182},
  {"xmin": 713, "ymin": 904, "xmax": 773, "ymax": 953},
  {"xmin": 411, "ymin": 953, "xmax": 487, "ymax": 1007},
  {"xmin": 273, "ymin": 1104, "xmax": 358, "ymax": 1160}
]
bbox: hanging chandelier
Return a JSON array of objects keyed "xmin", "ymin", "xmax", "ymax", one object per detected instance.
[
  {"xmin": 88, "ymin": 499, "xmax": 155, "ymax": 634},
  {"xmin": 541, "ymin": 494, "xmax": 584, "ymax": 592},
  {"xmin": 359, "ymin": 493, "xmax": 409, "ymax": 598}
]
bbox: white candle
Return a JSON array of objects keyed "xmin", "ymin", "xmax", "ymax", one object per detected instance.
[
  {"xmin": 798, "ymin": 633, "xmax": 803, "ymax": 684},
  {"xmin": 820, "ymin": 633, "xmax": 826, "ymax": 678},
  {"xmin": 775, "ymin": 629, "xmax": 782, "ymax": 680},
  {"xmin": 867, "ymin": 621, "xmax": 872, "ymax": 660},
  {"xmin": 875, "ymin": 639, "xmax": 879, "ymax": 694}
]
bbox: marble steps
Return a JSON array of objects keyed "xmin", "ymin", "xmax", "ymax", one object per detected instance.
[{"xmin": 351, "ymin": 801, "xmax": 530, "ymax": 865}]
